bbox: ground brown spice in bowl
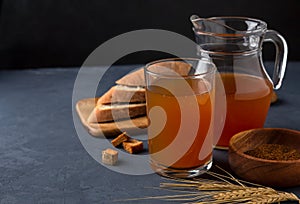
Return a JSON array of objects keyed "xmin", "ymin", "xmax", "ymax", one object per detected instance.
[{"xmin": 245, "ymin": 144, "xmax": 300, "ymax": 160}]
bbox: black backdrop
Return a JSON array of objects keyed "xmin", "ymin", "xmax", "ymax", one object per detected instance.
[{"xmin": 0, "ymin": 0, "xmax": 298, "ymax": 69}]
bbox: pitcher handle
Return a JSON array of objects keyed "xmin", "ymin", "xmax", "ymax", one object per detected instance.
[{"xmin": 263, "ymin": 30, "xmax": 288, "ymax": 90}]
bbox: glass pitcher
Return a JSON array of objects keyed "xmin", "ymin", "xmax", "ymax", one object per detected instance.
[{"xmin": 191, "ymin": 16, "xmax": 288, "ymax": 149}]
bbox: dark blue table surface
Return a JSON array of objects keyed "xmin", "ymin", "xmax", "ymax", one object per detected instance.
[{"xmin": 0, "ymin": 62, "xmax": 299, "ymax": 203}]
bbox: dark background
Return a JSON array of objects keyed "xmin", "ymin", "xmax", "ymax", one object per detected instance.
[{"xmin": 0, "ymin": 0, "xmax": 298, "ymax": 69}]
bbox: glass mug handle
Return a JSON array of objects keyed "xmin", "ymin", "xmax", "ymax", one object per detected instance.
[{"xmin": 263, "ymin": 30, "xmax": 288, "ymax": 90}]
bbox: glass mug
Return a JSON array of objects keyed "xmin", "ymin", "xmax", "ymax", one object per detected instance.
[
  {"xmin": 144, "ymin": 58, "xmax": 216, "ymax": 178},
  {"xmin": 191, "ymin": 16, "xmax": 288, "ymax": 149}
]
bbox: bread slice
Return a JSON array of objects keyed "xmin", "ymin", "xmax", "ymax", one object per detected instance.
[
  {"xmin": 87, "ymin": 103, "xmax": 146, "ymax": 123},
  {"xmin": 115, "ymin": 62, "xmax": 191, "ymax": 87},
  {"xmin": 97, "ymin": 85, "xmax": 145, "ymax": 105},
  {"xmin": 148, "ymin": 61, "xmax": 192, "ymax": 76},
  {"xmin": 116, "ymin": 67, "xmax": 145, "ymax": 87},
  {"xmin": 76, "ymin": 98, "xmax": 148, "ymax": 137}
]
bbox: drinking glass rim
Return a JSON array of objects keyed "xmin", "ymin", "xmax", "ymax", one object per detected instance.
[{"xmin": 144, "ymin": 57, "xmax": 216, "ymax": 79}]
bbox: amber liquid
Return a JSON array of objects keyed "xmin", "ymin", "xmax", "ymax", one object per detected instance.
[
  {"xmin": 146, "ymin": 78, "xmax": 213, "ymax": 169},
  {"xmin": 216, "ymin": 73, "xmax": 273, "ymax": 148}
]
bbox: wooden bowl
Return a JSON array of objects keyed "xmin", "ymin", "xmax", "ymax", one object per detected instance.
[{"xmin": 228, "ymin": 128, "xmax": 300, "ymax": 187}]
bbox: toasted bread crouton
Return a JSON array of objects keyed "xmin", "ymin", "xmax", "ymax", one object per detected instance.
[
  {"xmin": 122, "ymin": 139, "xmax": 144, "ymax": 154},
  {"xmin": 111, "ymin": 132, "xmax": 130, "ymax": 147}
]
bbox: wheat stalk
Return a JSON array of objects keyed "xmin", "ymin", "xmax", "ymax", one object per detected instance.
[
  {"xmin": 117, "ymin": 166, "xmax": 300, "ymax": 203},
  {"xmin": 246, "ymin": 192, "xmax": 300, "ymax": 204},
  {"xmin": 159, "ymin": 177, "xmax": 299, "ymax": 203}
]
